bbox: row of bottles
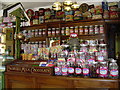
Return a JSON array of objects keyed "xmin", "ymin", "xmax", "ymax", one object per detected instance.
[
  {"xmin": 54, "ymin": 59, "xmax": 119, "ymax": 79},
  {"xmin": 21, "ymin": 24, "xmax": 104, "ymax": 38}
]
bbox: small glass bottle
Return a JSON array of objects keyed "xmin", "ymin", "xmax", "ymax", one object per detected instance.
[
  {"xmin": 70, "ymin": 27, "xmax": 74, "ymax": 34},
  {"xmin": 99, "ymin": 61, "xmax": 108, "ymax": 78},
  {"xmin": 94, "ymin": 25, "xmax": 99, "ymax": 34},
  {"xmin": 65, "ymin": 27, "xmax": 70, "ymax": 35},
  {"xmin": 74, "ymin": 26, "xmax": 79, "ymax": 34},
  {"xmin": 99, "ymin": 25, "xmax": 104, "ymax": 34},
  {"xmin": 109, "ymin": 59, "xmax": 119, "ymax": 79},
  {"xmin": 84, "ymin": 26, "xmax": 89, "ymax": 35},
  {"xmin": 38, "ymin": 29, "xmax": 42, "ymax": 37},
  {"xmin": 61, "ymin": 27, "xmax": 65, "ymax": 35},
  {"xmin": 56, "ymin": 28, "xmax": 60, "ymax": 36},
  {"xmin": 79, "ymin": 26, "xmax": 83, "ymax": 35},
  {"xmin": 42, "ymin": 29, "xmax": 46, "ymax": 36},
  {"xmin": 89, "ymin": 25, "xmax": 94, "ymax": 34},
  {"xmin": 33, "ymin": 11, "xmax": 39, "ymax": 25}
]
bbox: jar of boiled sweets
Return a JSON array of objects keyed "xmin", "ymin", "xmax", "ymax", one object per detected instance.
[
  {"xmin": 89, "ymin": 25, "xmax": 94, "ymax": 34},
  {"xmin": 99, "ymin": 25, "xmax": 104, "ymax": 34},
  {"xmin": 94, "ymin": 25, "xmax": 99, "ymax": 34}
]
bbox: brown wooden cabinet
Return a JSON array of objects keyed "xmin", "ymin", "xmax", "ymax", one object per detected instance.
[
  {"xmin": 5, "ymin": 19, "xmax": 120, "ymax": 89},
  {"xmin": 5, "ymin": 72, "xmax": 119, "ymax": 89}
]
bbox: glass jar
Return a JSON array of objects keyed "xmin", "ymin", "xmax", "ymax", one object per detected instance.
[
  {"xmin": 84, "ymin": 26, "xmax": 89, "ymax": 35},
  {"xmin": 94, "ymin": 25, "xmax": 99, "ymax": 34},
  {"xmin": 89, "ymin": 25, "xmax": 94, "ymax": 34},
  {"xmin": 74, "ymin": 26, "xmax": 79, "ymax": 34},
  {"xmin": 99, "ymin": 25, "xmax": 104, "ymax": 34},
  {"xmin": 79, "ymin": 26, "xmax": 83, "ymax": 35},
  {"xmin": 70, "ymin": 27, "xmax": 74, "ymax": 33},
  {"xmin": 65, "ymin": 27, "xmax": 70, "ymax": 35},
  {"xmin": 99, "ymin": 61, "xmax": 108, "ymax": 78},
  {"xmin": 61, "ymin": 27, "xmax": 65, "ymax": 35}
]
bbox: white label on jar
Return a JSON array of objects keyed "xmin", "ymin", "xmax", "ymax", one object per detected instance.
[
  {"xmin": 88, "ymin": 59, "xmax": 95, "ymax": 63},
  {"xmin": 97, "ymin": 56, "xmax": 104, "ymax": 62},
  {"xmin": 55, "ymin": 67, "xmax": 60, "ymax": 72},
  {"xmin": 75, "ymin": 68, "xmax": 82, "ymax": 74},
  {"xmin": 62, "ymin": 67, "xmax": 67, "ymax": 72},
  {"xmin": 100, "ymin": 68, "xmax": 107, "ymax": 75},
  {"xmin": 61, "ymin": 30, "xmax": 64, "ymax": 34},
  {"xmin": 56, "ymin": 31, "xmax": 59, "ymax": 34},
  {"xmin": 83, "ymin": 68, "xmax": 89, "ymax": 75},
  {"xmin": 43, "ymin": 31, "xmax": 45, "ymax": 35},
  {"xmin": 110, "ymin": 69, "xmax": 118, "ymax": 76},
  {"xmin": 68, "ymin": 67, "xmax": 74, "ymax": 73}
]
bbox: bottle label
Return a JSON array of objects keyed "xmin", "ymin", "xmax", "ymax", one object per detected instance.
[
  {"xmin": 62, "ymin": 67, "xmax": 67, "ymax": 73},
  {"xmin": 97, "ymin": 56, "xmax": 104, "ymax": 62},
  {"xmin": 68, "ymin": 67, "xmax": 74, "ymax": 73},
  {"xmin": 100, "ymin": 27, "xmax": 104, "ymax": 33},
  {"xmin": 55, "ymin": 67, "xmax": 60, "ymax": 73},
  {"xmin": 83, "ymin": 68, "xmax": 89, "ymax": 75},
  {"xmin": 87, "ymin": 59, "xmax": 95, "ymax": 64},
  {"xmin": 100, "ymin": 67, "xmax": 108, "ymax": 76},
  {"xmin": 110, "ymin": 69, "xmax": 118, "ymax": 76},
  {"xmin": 75, "ymin": 68, "xmax": 82, "ymax": 74}
]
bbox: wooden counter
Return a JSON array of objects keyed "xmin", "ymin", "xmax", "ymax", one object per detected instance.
[{"xmin": 5, "ymin": 72, "xmax": 119, "ymax": 89}]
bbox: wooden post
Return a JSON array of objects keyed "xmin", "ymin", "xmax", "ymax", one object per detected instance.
[{"xmin": 15, "ymin": 16, "xmax": 21, "ymax": 59}]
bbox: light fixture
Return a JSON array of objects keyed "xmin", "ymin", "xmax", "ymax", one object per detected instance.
[{"xmin": 64, "ymin": 0, "xmax": 73, "ymax": 6}]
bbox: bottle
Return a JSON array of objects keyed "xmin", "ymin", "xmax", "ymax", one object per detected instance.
[
  {"xmin": 56, "ymin": 28, "xmax": 60, "ymax": 36},
  {"xmin": 54, "ymin": 62, "xmax": 62, "ymax": 76},
  {"xmin": 61, "ymin": 62, "xmax": 68, "ymax": 76},
  {"xmin": 38, "ymin": 29, "xmax": 42, "ymax": 37},
  {"xmin": 61, "ymin": 27, "xmax": 65, "ymax": 35},
  {"xmin": 75, "ymin": 63, "xmax": 82, "ymax": 77},
  {"xmin": 65, "ymin": 27, "xmax": 70, "ymax": 35},
  {"xmin": 99, "ymin": 25, "xmax": 104, "ymax": 34},
  {"xmin": 79, "ymin": 26, "xmax": 84, "ymax": 35},
  {"xmin": 68, "ymin": 62, "xmax": 75, "ymax": 77},
  {"xmin": 84, "ymin": 26, "xmax": 89, "ymax": 35},
  {"xmin": 39, "ymin": 8, "xmax": 45, "ymax": 23},
  {"xmin": 74, "ymin": 26, "xmax": 79, "ymax": 34},
  {"xmin": 99, "ymin": 61, "xmax": 108, "ymax": 78},
  {"xmin": 89, "ymin": 25, "xmax": 94, "ymax": 34},
  {"xmin": 33, "ymin": 11, "xmax": 39, "ymax": 25},
  {"xmin": 109, "ymin": 59, "xmax": 119, "ymax": 79},
  {"xmin": 83, "ymin": 62, "xmax": 90, "ymax": 78},
  {"xmin": 42, "ymin": 29, "xmax": 46, "ymax": 36},
  {"xmin": 94, "ymin": 25, "xmax": 99, "ymax": 34},
  {"xmin": 70, "ymin": 27, "xmax": 74, "ymax": 34},
  {"xmin": 90, "ymin": 62, "xmax": 99, "ymax": 78},
  {"xmin": 48, "ymin": 28, "xmax": 51, "ymax": 37}
]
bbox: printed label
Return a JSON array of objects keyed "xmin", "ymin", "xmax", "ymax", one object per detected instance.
[
  {"xmin": 62, "ymin": 67, "xmax": 67, "ymax": 73},
  {"xmin": 75, "ymin": 68, "xmax": 82, "ymax": 74},
  {"xmin": 55, "ymin": 67, "xmax": 60, "ymax": 73},
  {"xmin": 100, "ymin": 67, "xmax": 108, "ymax": 75},
  {"xmin": 97, "ymin": 56, "xmax": 104, "ymax": 62},
  {"xmin": 68, "ymin": 67, "xmax": 74, "ymax": 73},
  {"xmin": 110, "ymin": 69, "xmax": 118, "ymax": 76},
  {"xmin": 83, "ymin": 68, "xmax": 89, "ymax": 75}
]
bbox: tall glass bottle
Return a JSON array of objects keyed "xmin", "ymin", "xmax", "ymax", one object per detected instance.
[
  {"xmin": 99, "ymin": 61, "xmax": 108, "ymax": 78},
  {"xmin": 109, "ymin": 59, "xmax": 119, "ymax": 79}
]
